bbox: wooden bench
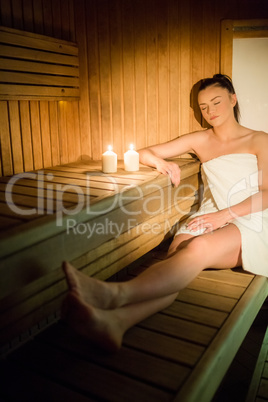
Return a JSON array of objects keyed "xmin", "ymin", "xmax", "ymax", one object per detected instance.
[
  {"xmin": 0, "ymin": 157, "xmax": 200, "ymax": 349},
  {"xmin": 0, "ymin": 157, "xmax": 267, "ymax": 401},
  {"xmin": 0, "ymin": 244, "xmax": 267, "ymax": 401}
]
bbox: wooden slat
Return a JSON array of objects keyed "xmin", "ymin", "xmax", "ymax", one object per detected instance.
[
  {"xmin": 258, "ymin": 379, "xmax": 268, "ymax": 400},
  {"xmin": 66, "ymin": 101, "xmax": 81, "ymax": 163},
  {"xmin": 108, "ymin": 0, "xmax": 124, "ymax": 155},
  {"xmin": 187, "ymin": 276, "xmax": 246, "ymax": 299},
  {"xmin": 0, "ymin": 25, "xmax": 79, "ymax": 100},
  {"xmin": 164, "ymin": 300, "xmax": 228, "ymax": 328},
  {"xmin": 139, "ymin": 313, "xmax": 217, "ymax": 346},
  {"xmin": 179, "ymin": 0, "xmax": 191, "ymax": 134},
  {"xmin": 0, "ymin": 26, "xmax": 78, "ymax": 54},
  {"xmin": 145, "ymin": 0, "xmax": 158, "ymax": 147},
  {"xmin": 0, "ymin": 71, "xmax": 79, "ymax": 87},
  {"xmin": 0, "ymin": 58, "xmax": 79, "ymax": 76},
  {"xmin": 199, "ymin": 269, "xmax": 253, "ymax": 287},
  {"xmin": 0, "ymin": 85, "xmax": 80, "ymax": 100},
  {"xmin": 20, "ymin": 101, "xmax": 34, "ymax": 172},
  {"xmin": 8, "ymin": 341, "xmax": 173, "ymax": 402},
  {"xmin": 0, "ymin": 45, "xmax": 78, "ymax": 67},
  {"xmin": 0, "ymin": 182, "xmax": 83, "ymax": 203},
  {"xmin": 49, "ymin": 102, "xmax": 61, "ymax": 167},
  {"xmin": 121, "ymin": 0, "xmax": 135, "ymax": 149},
  {"xmin": 220, "ymin": 19, "xmax": 234, "ymax": 77},
  {"xmin": 97, "ymin": 0, "xmax": 113, "ymax": 150},
  {"xmin": 0, "ymin": 199, "xmax": 42, "ymax": 217},
  {"xmin": 177, "ymin": 288, "xmax": 238, "ymax": 313},
  {"xmin": 40, "ymin": 101, "xmax": 52, "ymax": 168},
  {"xmin": 0, "ymin": 359, "xmax": 93, "ymax": 402},
  {"xmin": 0, "ymin": 215, "xmax": 23, "ymax": 230},
  {"xmin": 74, "ymin": 0, "xmax": 91, "ymax": 159},
  {"xmin": 175, "ymin": 275, "xmax": 268, "ymax": 401},
  {"xmin": 0, "ymin": 174, "xmax": 107, "ymax": 199},
  {"xmin": 37, "ymin": 322, "xmax": 191, "ymax": 392},
  {"xmin": 29, "ymin": 100, "xmax": 43, "ymax": 171},
  {"xmin": 8, "ymin": 101, "xmax": 24, "ymax": 173},
  {"xmin": 169, "ymin": 0, "xmax": 180, "ymax": 140},
  {"xmin": 157, "ymin": 0, "xmax": 169, "ymax": 144},
  {"xmin": 43, "ymin": 167, "xmax": 154, "ymax": 185},
  {"xmin": 0, "ymin": 101, "xmax": 13, "ymax": 176},
  {"xmin": 123, "ymin": 326, "xmax": 205, "ymax": 367},
  {"xmin": 246, "ymin": 325, "xmax": 268, "ymax": 402},
  {"xmin": 58, "ymin": 99, "xmax": 68, "ymax": 164},
  {"xmin": 0, "ymin": 189, "xmax": 74, "ymax": 212}
]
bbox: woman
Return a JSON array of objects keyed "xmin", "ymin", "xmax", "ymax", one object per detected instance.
[{"xmin": 62, "ymin": 74, "xmax": 268, "ymax": 352}]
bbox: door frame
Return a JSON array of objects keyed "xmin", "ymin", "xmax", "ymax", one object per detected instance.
[{"xmin": 220, "ymin": 19, "xmax": 268, "ymax": 77}]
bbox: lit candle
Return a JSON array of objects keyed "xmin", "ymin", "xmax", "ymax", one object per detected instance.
[
  {"xmin": 124, "ymin": 144, "xmax": 139, "ymax": 172},
  {"xmin": 102, "ymin": 145, "xmax": 117, "ymax": 173}
]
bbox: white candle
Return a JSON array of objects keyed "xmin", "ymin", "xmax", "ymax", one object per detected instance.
[
  {"xmin": 124, "ymin": 144, "xmax": 139, "ymax": 172},
  {"xmin": 102, "ymin": 145, "xmax": 117, "ymax": 173}
]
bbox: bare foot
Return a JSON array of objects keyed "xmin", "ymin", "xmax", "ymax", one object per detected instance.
[
  {"xmin": 62, "ymin": 261, "xmax": 119, "ymax": 309},
  {"xmin": 62, "ymin": 291, "xmax": 123, "ymax": 352}
]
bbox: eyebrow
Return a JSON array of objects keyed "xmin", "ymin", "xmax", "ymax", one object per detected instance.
[{"xmin": 199, "ymin": 96, "xmax": 222, "ymax": 105}]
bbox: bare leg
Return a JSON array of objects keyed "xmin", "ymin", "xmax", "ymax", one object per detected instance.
[
  {"xmin": 63, "ymin": 224, "xmax": 242, "ymax": 310},
  {"xmin": 62, "ymin": 224, "xmax": 242, "ymax": 351},
  {"xmin": 116, "ymin": 223, "xmax": 242, "ymax": 306},
  {"xmin": 61, "ymin": 234, "xmax": 200, "ymax": 313},
  {"xmin": 167, "ymin": 233, "xmax": 196, "ymax": 256},
  {"xmin": 62, "ymin": 261, "xmax": 119, "ymax": 309},
  {"xmin": 63, "ymin": 290, "xmax": 177, "ymax": 352}
]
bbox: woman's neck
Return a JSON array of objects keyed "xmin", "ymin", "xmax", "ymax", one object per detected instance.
[{"xmin": 212, "ymin": 119, "xmax": 241, "ymax": 142}]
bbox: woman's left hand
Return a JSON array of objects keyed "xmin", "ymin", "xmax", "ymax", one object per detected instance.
[{"xmin": 187, "ymin": 209, "xmax": 231, "ymax": 234}]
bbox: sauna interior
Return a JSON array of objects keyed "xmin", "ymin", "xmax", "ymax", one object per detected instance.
[{"xmin": 0, "ymin": 0, "xmax": 268, "ymax": 401}]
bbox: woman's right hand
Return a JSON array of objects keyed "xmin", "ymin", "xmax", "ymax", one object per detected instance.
[{"xmin": 155, "ymin": 160, "xmax": 181, "ymax": 187}]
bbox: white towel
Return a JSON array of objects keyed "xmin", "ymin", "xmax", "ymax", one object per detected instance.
[{"xmin": 175, "ymin": 153, "xmax": 268, "ymax": 276}]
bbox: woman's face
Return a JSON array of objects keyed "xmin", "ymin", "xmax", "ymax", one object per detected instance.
[{"xmin": 198, "ymin": 85, "xmax": 237, "ymax": 127}]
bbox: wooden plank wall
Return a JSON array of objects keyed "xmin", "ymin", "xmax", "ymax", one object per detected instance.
[
  {"xmin": 0, "ymin": 0, "xmax": 267, "ymax": 177},
  {"xmin": 0, "ymin": 26, "xmax": 80, "ymax": 100}
]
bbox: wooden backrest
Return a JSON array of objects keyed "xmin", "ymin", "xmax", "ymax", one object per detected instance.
[{"xmin": 0, "ymin": 26, "xmax": 79, "ymax": 100}]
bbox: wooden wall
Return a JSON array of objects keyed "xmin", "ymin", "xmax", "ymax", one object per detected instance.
[{"xmin": 0, "ymin": 0, "xmax": 267, "ymax": 176}]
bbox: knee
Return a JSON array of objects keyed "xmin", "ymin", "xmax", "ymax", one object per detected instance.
[
  {"xmin": 168, "ymin": 235, "xmax": 192, "ymax": 256},
  {"xmin": 184, "ymin": 235, "xmax": 210, "ymax": 257},
  {"xmin": 168, "ymin": 234, "xmax": 208, "ymax": 257}
]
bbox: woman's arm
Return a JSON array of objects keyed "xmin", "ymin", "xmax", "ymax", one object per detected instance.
[
  {"xmin": 188, "ymin": 132, "xmax": 268, "ymax": 233},
  {"xmin": 226, "ymin": 132, "xmax": 268, "ymax": 219},
  {"xmin": 138, "ymin": 132, "xmax": 199, "ymax": 186}
]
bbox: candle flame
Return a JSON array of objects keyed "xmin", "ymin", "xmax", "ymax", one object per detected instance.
[
  {"xmin": 108, "ymin": 145, "xmax": 112, "ymax": 151},
  {"xmin": 130, "ymin": 144, "xmax": 134, "ymax": 150}
]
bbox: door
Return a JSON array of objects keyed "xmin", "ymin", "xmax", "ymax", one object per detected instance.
[{"xmin": 220, "ymin": 19, "xmax": 268, "ymax": 131}]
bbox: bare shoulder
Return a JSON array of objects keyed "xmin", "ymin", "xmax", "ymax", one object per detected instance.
[
  {"xmin": 252, "ymin": 131, "xmax": 268, "ymax": 150},
  {"xmin": 150, "ymin": 129, "xmax": 208, "ymax": 157},
  {"xmin": 180, "ymin": 129, "xmax": 211, "ymax": 143}
]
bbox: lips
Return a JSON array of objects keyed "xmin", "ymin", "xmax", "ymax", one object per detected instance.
[{"xmin": 210, "ymin": 116, "xmax": 219, "ymax": 121}]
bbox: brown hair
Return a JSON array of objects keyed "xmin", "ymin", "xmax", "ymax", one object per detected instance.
[{"xmin": 198, "ymin": 74, "xmax": 240, "ymax": 122}]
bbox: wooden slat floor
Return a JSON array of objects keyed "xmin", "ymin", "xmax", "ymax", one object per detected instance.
[{"xmin": 0, "ymin": 242, "xmax": 267, "ymax": 402}]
